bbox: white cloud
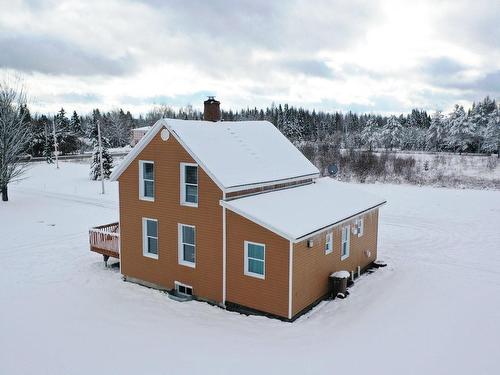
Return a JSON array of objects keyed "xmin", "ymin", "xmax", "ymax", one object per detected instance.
[{"xmin": 0, "ymin": 0, "xmax": 498, "ymax": 114}]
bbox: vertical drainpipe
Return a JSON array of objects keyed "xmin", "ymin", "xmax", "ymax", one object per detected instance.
[
  {"xmin": 222, "ymin": 192, "xmax": 227, "ymax": 306},
  {"xmin": 288, "ymin": 240, "xmax": 293, "ymax": 320}
]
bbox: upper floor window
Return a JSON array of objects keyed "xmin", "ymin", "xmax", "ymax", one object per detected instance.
[
  {"xmin": 341, "ymin": 225, "xmax": 350, "ymax": 260},
  {"xmin": 178, "ymin": 223, "xmax": 196, "ymax": 268},
  {"xmin": 325, "ymin": 232, "xmax": 333, "ymax": 254},
  {"xmin": 139, "ymin": 160, "xmax": 154, "ymax": 201},
  {"xmin": 355, "ymin": 218, "xmax": 364, "ymax": 237},
  {"xmin": 180, "ymin": 163, "xmax": 198, "ymax": 207},
  {"xmin": 142, "ymin": 218, "xmax": 158, "ymax": 259},
  {"xmin": 244, "ymin": 241, "xmax": 265, "ymax": 279}
]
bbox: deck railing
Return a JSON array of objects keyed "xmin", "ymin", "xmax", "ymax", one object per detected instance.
[{"xmin": 89, "ymin": 222, "xmax": 120, "ymax": 257}]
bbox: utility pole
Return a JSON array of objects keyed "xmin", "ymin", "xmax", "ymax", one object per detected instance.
[
  {"xmin": 52, "ymin": 117, "xmax": 59, "ymax": 169},
  {"xmin": 97, "ymin": 119, "xmax": 105, "ymax": 194}
]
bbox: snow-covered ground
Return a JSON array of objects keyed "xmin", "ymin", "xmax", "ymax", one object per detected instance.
[{"xmin": 1, "ymin": 162, "xmax": 499, "ymax": 374}]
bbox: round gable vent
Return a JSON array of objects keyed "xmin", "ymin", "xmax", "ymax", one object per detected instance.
[{"xmin": 160, "ymin": 128, "xmax": 170, "ymax": 141}]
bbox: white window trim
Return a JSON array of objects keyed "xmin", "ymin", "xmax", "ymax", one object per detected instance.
[
  {"xmin": 341, "ymin": 225, "xmax": 350, "ymax": 261},
  {"xmin": 325, "ymin": 231, "xmax": 333, "ymax": 255},
  {"xmin": 139, "ymin": 160, "xmax": 155, "ymax": 201},
  {"xmin": 180, "ymin": 162, "xmax": 198, "ymax": 207},
  {"xmin": 174, "ymin": 281, "xmax": 193, "ymax": 296},
  {"xmin": 178, "ymin": 223, "xmax": 196, "ymax": 268},
  {"xmin": 142, "ymin": 217, "xmax": 158, "ymax": 259},
  {"xmin": 357, "ymin": 218, "xmax": 364, "ymax": 237},
  {"xmin": 244, "ymin": 241, "xmax": 265, "ymax": 279}
]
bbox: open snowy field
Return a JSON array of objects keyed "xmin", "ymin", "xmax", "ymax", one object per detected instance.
[{"xmin": 1, "ymin": 162, "xmax": 499, "ymax": 375}]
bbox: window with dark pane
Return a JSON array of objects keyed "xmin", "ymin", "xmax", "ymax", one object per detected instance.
[
  {"xmin": 180, "ymin": 225, "xmax": 196, "ymax": 264},
  {"xmin": 183, "ymin": 165, "xmax": 198, "ymax": 204},
  {"xmin": 141, "ymin": 161, "xmax": 154, "ymax": 199}
]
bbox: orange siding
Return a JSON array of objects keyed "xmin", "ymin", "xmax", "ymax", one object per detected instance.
[
  {"xmin": 117, "ymin": 126, "xmax": 381, "ymax": 320},
  {"xmin": 118, "ymin": 132, "xmax": 224, "ymax": 303},
  {"xmin": 226, "ymin": 210, "xmax": 290, "ymax": 318},
  {"xmin": 292, "ymin": 209, "xmax": 379, "ymax": 317}
]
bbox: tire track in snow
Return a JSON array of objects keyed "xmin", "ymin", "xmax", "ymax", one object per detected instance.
[{"xmin": 381, "ymin": 213, "xmax": 500, "ymax": 278}]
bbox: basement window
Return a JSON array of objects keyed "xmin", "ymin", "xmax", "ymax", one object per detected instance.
[
  {"xmin": 325, "ymin": 232, "xmax": 333, "ymax": 254},
  {"xmin": 180, "ymin": 163, "xmax": 198, "ymax": 207},
  {"xmin": 244, "ymin": 241, "xmax": 265, "ymax": 279},
  {"xmin": 139, "ymin": 160, "xmax": 154, "ymax": 201},
  {"xmin": 175, "ymin": 281, "xmax": 193, "ymax": 296}
]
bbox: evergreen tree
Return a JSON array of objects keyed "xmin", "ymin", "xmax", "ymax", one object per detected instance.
[
  {"xmin": 447, "ymin": 105, "xmax": 468, "ymax": 152},
  {"xmin": 482, "ymin": 108, "xmax": 499, "ymax": 155},
  {"xmin": 55, "ymin": 108, "xmax": 79, "ymax": 154},
  {"xmin": 361, "ymin": 117, "xmax": 379, "ymax": 151},
  {"xmin": 89, "ymin": 113, "xmax": 113, "ymax": 180},
  {"xmin": 70, "ymin": 110, "xmax": 83, "ymax": 136},
  {"xmin": 381, "ymin": 116, "xmax": 402, "ymax": 150},
  {"xmin": 426, "ymin": 111, "xmax": 447, "ymax": 151}
]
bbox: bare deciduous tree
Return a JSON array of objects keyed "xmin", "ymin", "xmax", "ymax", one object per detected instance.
[{"xmin": 0, "ymin": 81, "xmax": 30, "ymax": 202}]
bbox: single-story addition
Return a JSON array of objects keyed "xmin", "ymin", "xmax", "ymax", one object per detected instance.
[{"xmin": 89, "ymin": 98, "xmax": 386, "ymax": 321}]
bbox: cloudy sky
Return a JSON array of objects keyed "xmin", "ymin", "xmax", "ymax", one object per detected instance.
[{"xmin": 1, "ymin": 0, "xmax": 499, "ymax": 115}]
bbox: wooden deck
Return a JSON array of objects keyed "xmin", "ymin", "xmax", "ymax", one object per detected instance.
[{"xmin": 89, "ymin": 222, "xmax": 120, "ymax": 260}]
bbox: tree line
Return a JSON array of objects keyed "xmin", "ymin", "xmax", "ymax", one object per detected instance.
[
  {"xmin": 21, "ymin": 96, "xmax": 499, "ymax": 160},
  {"xmin": 2, "ymin": 77, "xmax": 499, "ymax": 202}
]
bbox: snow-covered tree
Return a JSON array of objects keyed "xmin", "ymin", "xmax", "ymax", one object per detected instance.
[
  {"xmin": 381, "ymin": 116, "xmax": 402, "ymax": 150},
  {"xmin": 426, "ymin": 111, "xmax": 447, "ymax": 151},
  {"xmin": 482, "ymin": 109, "xmax": 499, "ymax": 155},
  {"xmin": 467, "ymin": 98, "xmax": 496, "ymax": 152},
  {"xmin": 361, "ymin": 117, "xmax": 379, "ymax": 151},
  {"xmin": 446, "ymin": 105, "xmax": 468, "ymax": 152},
  {"xmin": 89, "ymin": 113, "xmax": 113, "ymax": 180},
  {"xmin": 70, "ymin": 110, "xmax": 83, "ymax": 136},
  {"xmin": 55, "ymin": 108, "xmax": 80, "ymax": 154},
  {"xmin": 0, "ymin": 81, "xmax": 30, "ymax": 201}
]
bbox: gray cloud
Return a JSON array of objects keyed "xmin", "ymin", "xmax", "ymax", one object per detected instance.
[
  {"xmin": 468, "ymin": 71, "xmax": 500, "ymax": 93},
  {"xmin": 0, "ymin": 34, "xmax": 136, "ymax": 76},
  {"xmin": 120, "ymin": 91, "xmax": 214, "ymax": 106},
  {"xmin": 1, "ymin": 0, "xmax": 499, "ymax": 114},
  {"xmin": 280, "ymin": 59, "xmax": 334, "ymax": 78},
  {"xmin": 421, "ymin": 57, "xmax": 467, "ymax": 77},
  {"xmin": 138, "ymin": 0, "xmax": 379, "ymax": 52},
  {"xmin": 437, "ymin": 0, "xmax": 500, "ymax": 53}
]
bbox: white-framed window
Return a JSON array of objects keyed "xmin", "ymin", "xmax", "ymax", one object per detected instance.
[
  {"xmin": 139, "ymin": 160, "xmax": 154, "ymax": 201},
  {"xmin": 142, "ymin": 218, "xmax": 158, "ymax": 259},
  {"xmin": 244, "ymin": 241, "xmax": 265, "ymax": 279},
  {"xmin": 180, "ymin": 163, "xmax": 198, "ymax": 207},
  {"xmin": 356, "ymin": 218, "xmax": 364, "ymax": 237},
  {"xmin": 341, "ymin": 225, "xmax": 350, "ymax": 260},
  {"xmin": 325, "ymin": 232, "xmax": 333, "ymax": 254},
  {"xmin": 178, "ymin": 224, "xmax": 196, "ymax": 267},
  {"xmin": 175, "ymin": 281, "xmax": 193, "ymax": 296}
]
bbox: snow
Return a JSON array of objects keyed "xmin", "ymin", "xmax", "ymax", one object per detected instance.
[
  {"xmin": 222, "ymin": 177, "xmax": 386, "ymax": 240},
  {"xmin": 330, "ymin": 270, "xmax": 350, "ymax": 278},
  {"xmin": 112, "ymin": 119, "xmax": 320, "ymax": 189},
  {"xmin": 132, "ymin": 126, "xmax": 152, "ymax": 131},
  {"xmin": 1, "ymin": 162, "xmax": 500, "ymax": 374}
]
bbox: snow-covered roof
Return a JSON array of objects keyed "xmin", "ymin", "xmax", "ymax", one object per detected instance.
[
  {"xmin": 132, "ymin": 126, "xmax": 152, "ymax": 131},
  {"xmin": 111, "ymin": 119, "xmax": 319, "ymax": 190},
  {"xmin": 221, "ymin": 178, "xmax": 386, "ymax": 242}
]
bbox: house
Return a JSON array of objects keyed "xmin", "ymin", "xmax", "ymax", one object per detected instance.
[
  {"xmin": 131, "ymin": 126, "xmax": 152, "ymax": 146},
  {"xmin": 89, "ymin": 98, "xmax": 386, "ymax": 321}
]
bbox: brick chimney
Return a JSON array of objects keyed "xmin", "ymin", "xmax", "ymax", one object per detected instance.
[{"xmin": 203, "ymin": 96, "xmax": 221, "ymax": 122}]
